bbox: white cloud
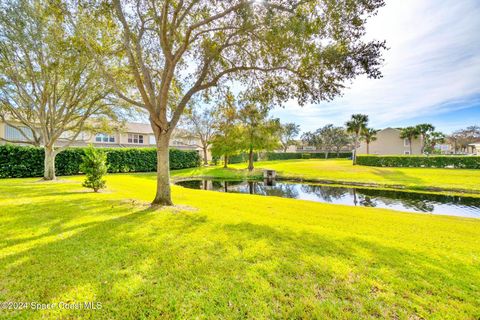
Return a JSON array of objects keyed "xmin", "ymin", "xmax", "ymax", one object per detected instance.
[{"xmin": 273, "ymin": 0, "xmax": 480, "ymax": 132}]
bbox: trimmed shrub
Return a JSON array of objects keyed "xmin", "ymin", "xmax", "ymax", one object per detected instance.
[
  {"xmin": 357, "ymin": 155, "xmax": 480, "ymax": 169},
  {"xmin": 228, "ymin": 152, "xmax": 259, "ymax": 164},
  {"xmin": 0, "ymin": 144, "xmax": 44, "ymax": 178},
  {"xmin": 0, "ymin": 144, "xmax": 201, "ymax": 178},
  {"xmin": 265, "ymin": 152, "xmax": 352, "ymax": 161},
  {"xmin": 221, "ymin": 151, "xmax": 352, "ymax": 163}
]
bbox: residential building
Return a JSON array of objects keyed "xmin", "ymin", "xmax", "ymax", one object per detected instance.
[
  {"xmin": 0, "ymin": 120, "xmax": 210, "ymax": 160},
  {"xmin": 357, "ymin": 127, "xmax": 422, "ymax": 155},
  {"xmin": 467, "ymin": 143, "xmax": 480, "ymax": 155},
  {"xmin": 435, "ymin": 144, "xmax": 454, "ymax": 155}
]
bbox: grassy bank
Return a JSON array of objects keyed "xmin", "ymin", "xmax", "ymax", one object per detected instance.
[
  {"xmin": 0, "ymin": 174, "xmax": 479, "ymax": 319},
  {"xmin": 172, "ymin": 159, "xmax": 480, "ymax": 194}
]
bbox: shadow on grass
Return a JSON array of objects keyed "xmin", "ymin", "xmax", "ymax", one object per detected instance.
[
  {"xmin": 371, "ymin": 168, "xmax": 425, "ymax": 185},
  {"xmin": 1, "ymin": 200, "xmax": 478, "ymax": 318}
]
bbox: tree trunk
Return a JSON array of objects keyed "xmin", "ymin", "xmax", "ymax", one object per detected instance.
[
  {"xmin": 224, "ymin": 155, "xmax": 228, "ymax": 168},
  {"xmin": 353, "ymin": 135, "xmax": 358, "ymax": 165},
  {"xmin": 248, "ymin": 146, "xmax": 254, "ymax": 171},
  {"xmin": 421, "ymin": 135, "xmax": 425, "ymax": 154},
  {"xmin": 203, "ymin": 147, "xmax": 208, "ymax": 166},
  {"xmin": 325, "ymin": 151, "xmax": 328, "ymax": 159},
  {"xmin": 43, "ymin": 146, "xmax": 56, "ymax": 180},
  {"xmin": 367, "ymin": 142, "xmax": 370, "ymax": 155},
  {"xmin": 248, "ymin": 181, "xmax": 254, "ymax": 194},
  {"xmin": 152, "ymin": 133, "xmax": 173, "ymax": 206}
]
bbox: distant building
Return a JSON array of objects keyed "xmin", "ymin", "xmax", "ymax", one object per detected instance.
[
  {"xmin": 435, "ymin": 144, "xmax": 454, "ymax": 155},
  {"xmin": 357, "ymin": 127, "xmax": 422, "ymax": 155},
  {"xmin": 467, "ymin": 143, "xmax": 480, "ymax": 155}
]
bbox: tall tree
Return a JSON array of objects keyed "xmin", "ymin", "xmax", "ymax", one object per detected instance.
[
  {"xmin": 279, "ymin": 122, "xmax": 300, "ymax": 152},
  {"xmin": 400, "ymin": 126, "xmax": 419, "ymax": 155},
  {"xmin": 331, "ymin": 127, "xmax": 352, "ymax": 157},
  {"xmin": 183, "ymin": 106, "xmax": 216, "ymax": 165},
  {"xmin": 416, "ymin": 123, "xmax": 435, "ymax": 154},
  {"xmin": 424, "ymin": 131, "xmax": 445, "ymax": 154},
  {"xmin": 238, "ymin": 103, "xmax": 280, "ymax": 171},
  {"xmin": 302, "ymin": 125, "xmax": 348, "ymax": 158},
  {"xmin": 450, "ymin": 125, "xmax": 480, "ymax": 153},
  {"xmin": 360, "ymin": 128, "xmax": 378, "ymax": 154},
  {"xmin": 75, "ymin": 0, "xmax": 385, "ymax": 205},
  {"xmin": 0, "ymin": 0, "xmax": 117, "ymax": 180},
  {"xmin": 318, "ymin": 125, "xmax": 340, "ymax": 159},
  {"xmin": 346, "ymin": 114, "xmax": 369, "ymax": 164},
  {"xmin": 210, "ymin": 93, "xmax": 241, "ymax": 168}
]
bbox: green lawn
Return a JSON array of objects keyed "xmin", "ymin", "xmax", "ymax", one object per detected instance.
[
  {"xmin": 1, "ymin": 173, "xmax": 479, "ymax": 319},
  {"xmin": 173, "ymin": 159, "xmax": 480, "ymax": 194}
]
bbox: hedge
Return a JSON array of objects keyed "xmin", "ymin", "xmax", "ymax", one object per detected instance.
[
  {"xmin": 0, "ymin": 144, "xmax": 200, "ymax": 178},
  {"xmin": 228, "ymin": 153, "xmax": 259, "ymax": 164},
  {"xmin": 212, "ymin": 151, "xmax": 352, "ymax": 164},
  {"xmin": 356, "ymin": 155, "xmax": 480, "ymax": 169},
  {"xmin": 265, "ymin": 152, "xmax": 352, "ymax": 161}
]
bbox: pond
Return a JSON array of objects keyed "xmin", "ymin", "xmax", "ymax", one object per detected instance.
[{"xmin": 176, "ymin": 179, "xmax": 480, "ymax": 218}]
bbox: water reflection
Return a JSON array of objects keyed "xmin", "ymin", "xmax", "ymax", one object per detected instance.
[{"xmin": 176, "ymin": 179, "xmax": 480, "ymax": 218}]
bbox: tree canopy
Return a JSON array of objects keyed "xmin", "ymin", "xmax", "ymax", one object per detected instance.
[
  {"xmin": 238, "ymin": 103, "xmax": 281, "ymax": 171},
  {"xmin": 0, "ymin": 0, "xmax": 120, "ymax": 180},
  {"xmin": 73, "ymin": 0, "xmax": 386, "ymax": 205},
  {"xmin": 280, "ymin": 122, "xmax": 300, "ymax": 152}
]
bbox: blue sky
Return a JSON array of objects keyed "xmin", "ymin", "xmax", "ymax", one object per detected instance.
[{"xmin": 272, "ymin": 0, "xmax": 480, "ymax": 134}]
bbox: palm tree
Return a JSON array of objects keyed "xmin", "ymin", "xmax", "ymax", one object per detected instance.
[
  {"xmin": 346, "ymin": 114, "xmax": 369, "ymax": 164},
  {"xmin": 360, "ymin": 128, "xmax": 378, "ymax": 154},
  {"xmin": 416, "ymin": 123, "xmax": 435, "ymax": 154},
  {"xmin": 400, "ymin": 126, "xmax": 419, "ymax": 155}
]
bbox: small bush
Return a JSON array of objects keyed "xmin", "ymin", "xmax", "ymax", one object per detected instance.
[
  {"xmin": 357, "ymin": 155, "xmax": 480, "ymax": 169},
  {"xmin": 80, "ymin": 146, "xmax": 108, "ymax": 192}
]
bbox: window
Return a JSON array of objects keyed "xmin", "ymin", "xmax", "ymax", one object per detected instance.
[
  {"xmin": 172, "ymin": 140, "xmax": 183, "ymax": 146},
  {"xmin": 404, "ymin": 150, "xmax": 410, "ymax": 155},
  {"xmin": 149, "ymin": 135, "xmax": 156, "ymax": 145},
  {"xmin": 404, "ymin": 138, "xmax": 410, "ymax": 147},
  {"xmin": 5, "ymin": 124, "xmax": 33, "ymax": 141},
  {"xmin": 95, "ymin": 133, "xmax": 115, "ymax": 143},
  {"xmin": 128, "ymin": 134, "xmax": 144, "ymax": 144}
]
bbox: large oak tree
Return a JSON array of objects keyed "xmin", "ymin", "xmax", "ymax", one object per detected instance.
[
  {"xmin": 0, "ymin": 0, "xmax": 118, "ymax": 180},
  {"xmin": 76, "ymin": 0, "xmax": 385, "ymax": 205}
]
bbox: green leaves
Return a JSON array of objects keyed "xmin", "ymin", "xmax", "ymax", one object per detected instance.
[
  {"xmin": 357, "ymin": 155, "xmax": 480, "ymax": 169},
  {"xmin": 80, "ymin": 145, "xmax": 108, "ymax": 192},
  {"xmin": 0, "ymin": 144, "xmax": 200, "ymax": 178}
]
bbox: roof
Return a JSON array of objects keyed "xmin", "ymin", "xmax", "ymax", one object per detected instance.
[
  {"xmin": 379, "ymin": 127, "xmax": 401, "ymax": 132},
  {"xmin": 124, "ymin": 122, "xmax": 188, "ymax": 136},
  {"xmin": 125, "ymin": 122, "xmax": 154, "ymax": 134}
]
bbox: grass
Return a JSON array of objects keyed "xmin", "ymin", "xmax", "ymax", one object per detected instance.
[
  {"xmin": 172, "ymin": 159, "xmax": 480, "ymax": 194},
  {"xmin": 0, "ymin": 173, "xmax": 479, "ymax": 319}
]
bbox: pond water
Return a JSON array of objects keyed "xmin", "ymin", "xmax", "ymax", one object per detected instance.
[{"xmin": 176, "ymin": 179, "xmax": 480, "ymax": 218}]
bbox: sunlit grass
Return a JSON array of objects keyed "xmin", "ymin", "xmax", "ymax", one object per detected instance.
[
  {"xmin": 0, "ymin": 173, "xmax": 479, "ymax": 319},
  {"xmin": 172, "ymin": 159, "xmax": 480, "ymax": 193}
]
